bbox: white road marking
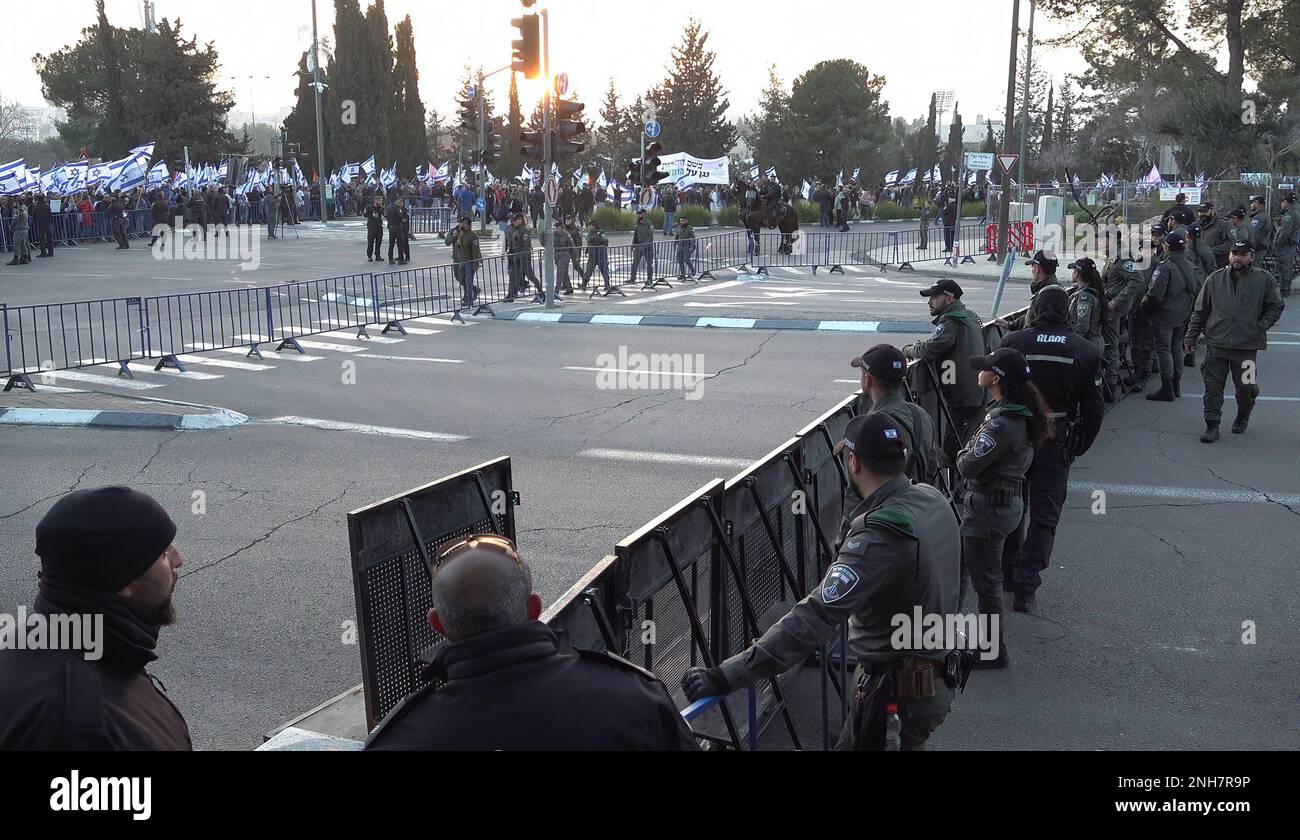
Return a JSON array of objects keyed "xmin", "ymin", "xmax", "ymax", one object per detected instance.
[
  {"xmin": 292, "ymin": 339, "xmax": 372, "ymax": 353},
  {"xmin": 43, "ymin": 370, "xmax": 163, "ymax": 390},
  {"xmin": 193, "ymin": 344, "xmax": 325, "ymax": 362},
  {"xmin": 579, "ymin": 448, "xmax": 753, "ymax": 469},
  {"xmin": 181, "ymin": 356, "xmax": 277, "ymax": 372},
  {"xmin": 266, "ymin": 415, "xmax": 467, "ymax": 441},
  {"xmin": 390, "ymin": 326, "xmax": 441, "ymax": 336},
  {"xmin": 1071, "ymin": 481, "xmax": 1300, "ymax": 507},
  {"xmin": 127, "ymin": 366, "xmax": 225, "ymax": 380},
  {"xmin": 322, "ymin": 330, "xmax": 405, "ymax": 344},
  {"xmin": 361, "ymin": 355, "xmax": 463, "ymax": 363},
  {"xmin": 16, "ymin": 384, "xmax": 87, "ymax": 394},
  {"xmin": 618, "ymin": 279, "xmax": 747, "ymax": 305}
]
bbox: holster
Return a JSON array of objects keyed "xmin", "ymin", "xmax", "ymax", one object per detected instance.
[
  {"xmin": 849, "ymin": 667, "xmax": 895, "ymax": 751},
  {"xmin": 893, "ymin": 656, "xmax": 939, "ymax": 701}
]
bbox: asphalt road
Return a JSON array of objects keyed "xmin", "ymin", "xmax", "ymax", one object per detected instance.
[{"xmin": 1, "ymin": 246, "xmax": 1295, "ymax": 751}]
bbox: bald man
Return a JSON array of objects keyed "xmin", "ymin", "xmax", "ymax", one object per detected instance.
[{"xmin": 365, "ymin": 535, "xmax": 699, "ymax": 751}]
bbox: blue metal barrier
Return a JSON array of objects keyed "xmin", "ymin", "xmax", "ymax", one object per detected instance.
[{"xmin": 2, "ymin": 297, "xmax": 150, "ymax": 389}]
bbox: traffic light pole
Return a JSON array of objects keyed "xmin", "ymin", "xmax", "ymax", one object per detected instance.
[
  {"xmin": 311, "ymin": 0, "xmax": 327, "ymax": 228},
  {"xmin": 478, "ymin": 68, "xmax": 487, "ymax": 233},
  {"xmin": 542, "ymin": 8, "xmax": 556, "ymax": 308},
  {"xmin": 639, "ymin": 132, "xmax": 646, "ymax": 211}
]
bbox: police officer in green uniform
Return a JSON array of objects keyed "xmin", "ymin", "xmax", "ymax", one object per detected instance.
[
  {"xmin": 999, "ymin": 250, "xmax": 1063, "ymax": 332},
  {"xmin": 1066, "ymin": 257, "xmax": 1105, "ymax": 356},
  {"xmin": 504, "ymin": 213, "xmax": 542, "ymax": 302},
  {"xmin": 838, "ymin": 344, "xmax": 940, "ymax": 546},
  {"xmin": 1197, "ymin": 202, "xmax": 1234, "ymax": 268},
  {"xmin": 683, "ymin": 413, "xmax": 963, "ymax": 751},
  {"xmin": 552, "ymin": 220, "xmax": 575, "ymax": 295},
  {"xmin": 1187, "ymin": 222, "xmax": 1216, "ymax": 285},
  {"xmin": 1185, "ymin": 240, "xmax": 1285, "ymax": 442},
  {"xmin": 902, "ymin": 278, "xmax": 986, "ymax": 473},
  {"xmin": 1247, "ymin": 194, "xmax": 1271, "ymax": 256},
  {"xmin": 1273, "ymin": 193, "xmax": 1299, "ymax": 297},
  {"xmin": 1128, "ymin": 224, "xmax": 1166, "ymax": 393},
  {"xmin": 581, "ymin": 219, "xmax": 613, "ymax": 293},
  {"xmin": 956, "ymin": 348, "xmax": 1054, "ymax": 668},
  {"xmin": 1142, "ymin": 230, "xmax": 1199, "ymax": 401},
  {"xmin": 1102, "ymin": 245, "xmax": 1146, "ymax": 398},
  {"xmin": 1226, "ymin": 207, "xmax": 1251, "ymax": 253},
  {"xmin": 630, "ymin": 208, "xmax": 655, "ymax": 287}
]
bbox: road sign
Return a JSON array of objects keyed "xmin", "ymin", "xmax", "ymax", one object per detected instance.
[
  {"xmin": 555, "ymin": 73, "xmax": 569, "ymax": 96},
  {"xmin": 997, "ymin": 153, "xmax": 1019, "ymax": 174},
  {"xmin": 965, "ymin": 152, "xmax": 995, "ymax": 172},
  {"xmin": 644, "ymin": 120, "xmax": 662, "ymax": 139},
  {"xmin": 640, "ymin": 187, "xmax": 654, "ymax": 206},
  {"xmin": 544, "ymin": 177, "xmax": 558, "ymax": 205},
  {"xmin": 466, "ymin": 86, "xmax": 477, "ymax": 101}
]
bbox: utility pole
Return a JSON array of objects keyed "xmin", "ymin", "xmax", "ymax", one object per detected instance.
[
  {"xmin": 311, "ymin": 0, "xmax": 328, "ymax": 228},
  {"xmin": 542, "ymin": 8, "xmax": 555, "ymax": 308},
  {"xmin": 997, "ymin": 0, "xmax": 1021, "ymax": 261},
  {"xmin": 1017, "ymin": 0, "xmax": 1036, "ymax": 205},
  {"xmin": 478, "ymin": 68, "xmax": 487, "ymax": 233}
]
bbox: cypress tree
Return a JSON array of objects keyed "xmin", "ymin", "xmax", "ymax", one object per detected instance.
[
  {"xmin": 390, "ymin": 15, "xmax": 428, "ymax": 177},
  {"xmin": 363, "ymin": 0, "xmax": 394, "ymax": 166}
]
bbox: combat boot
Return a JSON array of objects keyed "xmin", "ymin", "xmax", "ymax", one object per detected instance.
[
  {"xmin": 1128, "ymin": 371, "xmax": 1149, "ymax": 393},
  {"xmin": 1231, "ymin": 403, "xmax": 1254, "ymax": 434},
  {"xmin": 1200, "ymin": 423, "xmax": 1220, "ymax": 443},
  {"xmin": 5, "ymin": 256, "xmax": 18, "ymax": 266},
  {"xmin": 1171, "ymin": 371, "xmax": 1182, "ymax": 398},
  {"xmin": 1145, "ymin": 377, "xmax": 1176, "ymax": 402}
]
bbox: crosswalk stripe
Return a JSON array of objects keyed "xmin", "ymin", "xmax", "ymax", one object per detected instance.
[
  {"xmin": 321, "ymin": 330, "xmax": 405, "ymax": 345},
  {"xmin": 44, "ymin": 370, "xmax": 163, "ymax": 390},
  {"xmin": 391, "ymin": 326, "xmax": 440, "ymax": 336},
  {"xmin": 120, "ymin": 366, "xmax": 226, "ymax": 381},
  {"xmin": 181, "ymin": 356, "xmax": 277, "ymax": 372},
  {"xmin": 189, "ymin": 343, "xmax": 325, "ymax": 362},
  {"xmin": 292, "ymin": 339, "xmax": 372, "ymax": 353}
]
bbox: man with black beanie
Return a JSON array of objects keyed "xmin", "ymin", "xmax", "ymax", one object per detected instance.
[{"xmin": 0, "ymin": 486, "xmax": 191, "ymax": 750}]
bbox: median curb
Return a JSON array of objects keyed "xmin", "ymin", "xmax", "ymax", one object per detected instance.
[{"xmin": 0, "ymin": 407, "xmax": 248, "ymax": 431}]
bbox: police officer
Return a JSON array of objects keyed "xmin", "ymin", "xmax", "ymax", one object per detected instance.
[
  {"xmin": 1160, "ymin": 193, "xmax": 1196, "ymax": 229},
  {"xmin": 366, "ymin": 535, "xmax": 697, "ymax": 751},
  {"xmin": 1101, "ymin": 244, "xmax": 1146, "ymax": 398},
  {"xmin": 902, "ymin": 278, "xmax": 985, "ymax": 473},
  {"xmin": 364, "ymin": 195, "xmax": 384, "ymax": 262},
  {"xmin": 682, "ymin": 413, "xmax": 962, "ymax": 751},
  {"xmin": 504, "ymin": 213, "xmax": 541, "ymax": 302},
  {"xmin": 1128, "ymin": 224, "xmax": 1167, "ymax": 393},
  {"xmin": 385, "ymin": 194, "xmax": 404, "ymax": 265},
  {"xmin": 564, "ymin": 213, "xmax": 583, "ymax": 269},
  {"xmin": 1185, "ymin": 240, "xmax": 1285, "ymax": 442},
  {"xmin": 997, "ymin": 286, "xmax": 1104, "ymax": 612},
  {"xmin": 957, "ymin": 347, "xmax": 1055, "ymax": 667},
  {"xmin": 1226, "ymin": 207, "xmax": 1251, "ymax": 251},
  {"xmin": 1066, "ymin": 257, "xmax": 1105, "ymax": 356},
  {"xmin": 1196, "ymin": 202, "xmax": 1233, "ymax": 267},
  {"xmin": 674, "ymin": 215, "xmax": 697, "ymax": 279},
  {"xmin": 999, "ymin": 250, "xmax": 1062, "ymax": 332},
  {"xmin": 581, "ymin": 219, "xmax": 613, "ymax": 294},
  {"xmin": 444, "ymin": 215, "xmax": 481, "ymax": 307},
  {"xmin": 1273, "ymin": 193, "xmax": 1299, "ymax": 297},
  {"xmin": 630, "ymin": 208, "xmax": 655, "ymax": 286},
  {"xmin": 1247, "ymin": 194, "xmax": 1271, "ymax": 255},
  {"xmin": 397, "ymin": 196, "xmax": 411, "ymax": 264},
  {"xmin": 1187, "ymin": 221, "xmax": 1216, "ymax": 283},
  {"xmin": 552, "ymin": 220, "xmax": 575, "ymax": 295},
  {"xmin": 1141, "ymin": 229, "xmax": 1198, "ymax": 401}
]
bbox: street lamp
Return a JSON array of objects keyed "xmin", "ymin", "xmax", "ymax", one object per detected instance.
[{"xmin": 231, "ymin": 74, "xmax": 273, "ymax": 150}]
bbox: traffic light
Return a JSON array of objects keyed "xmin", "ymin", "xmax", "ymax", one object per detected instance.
[
  {"xmin": 644, "ymin": 141, "xmax": 669, "ymax": 186},
  {"xmin": 624, "ymin": 159, "xmax": 641, "ymax": 186},
  {"xmin": 511, "ymin": 13, "xmax": 540, "ymax": 79},
  {"xmin": 521, "ymin": 129, "xmax": 546, "ymax": 162},
  {"xmin": 481, "ymin": 130, "xmax": 503, "ymax": 165},
  {"xmin": 458, "ymin": 94, "xmax": 477, "ymax": 131},
  {"xmin": 553, "ymin": 99, "xmax": 586, "ymax": 158}
]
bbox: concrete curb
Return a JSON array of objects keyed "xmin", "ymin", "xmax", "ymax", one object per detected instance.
[
  {"xmin": 0, "ymin": 407, "xmax": 248, "ymax": 430},
  {"xmin": 492, "ymin": 310, "xmax": 934, "ymax": 334}
]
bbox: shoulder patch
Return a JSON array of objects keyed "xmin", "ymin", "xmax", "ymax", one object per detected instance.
[
  {"xmin": 971, "ymin": 431, "xmax": 998, "ymax": 458},
  {"xmin": 1124, "ymin": 261, "xmax": 1135, "ymax": 272},
  {"xmin": 820, "ymin": 563, "xmax": 861, "ymax": 604},
  {"xmin": 928, "ymin": 324, "xmax": 944, "ymax": 339}
]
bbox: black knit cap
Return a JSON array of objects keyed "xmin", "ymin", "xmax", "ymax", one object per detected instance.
[{"xmin": 35, "ymin": 487, "xmax": 176, "ymax": 592}]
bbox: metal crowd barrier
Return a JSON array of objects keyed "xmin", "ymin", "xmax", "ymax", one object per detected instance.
[
  {"xmin": 2, "ymin": 296, "xmax": 150, "ymax": 382},
  {"xmin": 408, "ymin": 207, "xmax": 455, "ymax": 235},
  {"xmin": 347, "ymin": 456, "xmax": 519, "ymax": 729}
]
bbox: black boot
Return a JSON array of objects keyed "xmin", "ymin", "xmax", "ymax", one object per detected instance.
[
  {"xmin": 1128, "ymin": 371, "xmax": 1149, "ymax": 394},
  {"xmin": 1200, "ymin": 423, "xmax": 1220, "ymax": 443},
  {"xmin": 1231, "ymin": 403, "xmax": 1253, "ymax": 434},
  {"xmin": 1146, "ymin": 376, "xmax": 1176, "ymax": 401},
  {"xmin": 6, "ymin": 257, "xmax": 18, "ymax": 266},
  {"xmin": 1171, "ymin": 372, "xmax": 1182, "ymax": 398}
]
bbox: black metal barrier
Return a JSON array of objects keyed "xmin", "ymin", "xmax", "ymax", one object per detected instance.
[{"xmin": 347, "ymin": 456, "xmax": 519, "ymax": 729}]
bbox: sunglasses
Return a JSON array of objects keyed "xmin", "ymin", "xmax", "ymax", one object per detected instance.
[{"xmin": 435, "ymin": 533, "xmax": 521, "ymax": 565}]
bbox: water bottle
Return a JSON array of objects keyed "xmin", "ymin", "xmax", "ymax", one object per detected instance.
[{"xmin": 885, "ymin": 702, "xmax": 902, "ymax": 752}]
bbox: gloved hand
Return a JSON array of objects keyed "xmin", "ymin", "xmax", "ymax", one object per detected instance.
[{"xmin": 681, "ymin": 666, "xmax": 729, "ymax": 702}]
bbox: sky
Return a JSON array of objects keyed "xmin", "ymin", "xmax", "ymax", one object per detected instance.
[{"xmin": 6, "ymin": 0, "xmax": 1091, "ymax": 133}]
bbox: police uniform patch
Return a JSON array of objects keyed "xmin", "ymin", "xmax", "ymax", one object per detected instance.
[
  {"xmin": 821, "ymin": 564, "xmax": 860, "ymax": 603},
  {"xmin": 971, "ymin": 431, "xmax": 997, "ymax": 458},
  {"xmin": 929, "ymin": 325, "xmax": 944, "ymax": 339},
  {"xmin": 1124, "ymin": 261, "xmax": 1136, "ymax": 272}
]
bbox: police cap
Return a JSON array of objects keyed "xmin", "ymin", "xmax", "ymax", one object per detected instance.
[
  {"xmin": 836, "ymin": 413, "xmax": 907, "ymax": 461},
  {"xmin": 850, "ymin": 343, "xmax": 908, "ymax": 382},
  {"xmin": 970, "ymin": 347, "xmax": 1032, "ymax": 384},
  {"xmin": 919, "ymin": 278, "xmax": 963, "ymax": 298}
]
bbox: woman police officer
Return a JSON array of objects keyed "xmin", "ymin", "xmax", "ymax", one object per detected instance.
[{"xmin": 956, "ymin": 348, "xmax": 1055, "ymax": 668}]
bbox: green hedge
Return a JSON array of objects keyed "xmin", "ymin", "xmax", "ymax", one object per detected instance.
[
  {"xmin": 591, "ymin": 204, "xmax": 716, "ymax": 230},
  {"xmin": 716, "ymin": 205, "xmax": 741, "ymax": 226},
  {"xmin": 872, "ymin": 201, "xmax": 910, "ymax": 220},
  {"xmin": 797, "ymin": 202, "xmax": 821, "ymax": 224},
  {"xmin": 592, "ymin": 206, "xmax": 636, "ymax": 231}
]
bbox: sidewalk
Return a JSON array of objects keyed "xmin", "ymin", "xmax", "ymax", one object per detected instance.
[{"xmin": 0, "ymin": 388, "xmax": 246, "ymax": 430}]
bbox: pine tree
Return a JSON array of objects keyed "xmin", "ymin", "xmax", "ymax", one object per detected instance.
[
  {"xmin": 425, "ymin": 108, "xmax": 448, "ymax": 160},
  {"xmin": 325, "ymin": 0, "xmax": 367, "ymax": 166},
  {"xmin": 913, "ymin": 93, "xmax": 938, "ymax": 191},
  {"xmin": 503, "ymin": 72, "xmax": 524, "ymax": 180},
  {"xmin": 389, "ymin": 15, "xmax": 428, "ymax": 177},
  {"xmin": 1041, "ymin": 82, "xmax": 1055, "ymax": 156},
  {"xmin": 96, "ymin": 0, "xmax": 130, "ymax": 155},
  {"xmin": 363, "ymin": 0, "xmax": 394, "ymax": 167},
  {"xmin": 594, "ymin": 79, "xmax": 622, "ymax": 172},
  {"xmin": 943, "ymin": 105, "xmax": 965, "ymax": 176},
  {"xmin": 1056, "ymin": 77, "xmax": 1077, "ymax": 154},
  {"xmin": 649, "ymin": 19, "xmax": 736, "ymax": 157},
  {"xmin": 750, "ymin": 66, "xmax": 794, "ymax": 181}
]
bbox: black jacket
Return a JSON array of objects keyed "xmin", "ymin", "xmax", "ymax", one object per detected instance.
[
  {"xmin": 0, "ymin": 583, "xmax": 191, "ymax": 751},
  {"xmin": 365, "ymin": 620, "xmax": 699, "ymax": 751}
]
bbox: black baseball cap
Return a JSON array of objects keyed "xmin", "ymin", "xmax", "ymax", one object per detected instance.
[
  {"xmin": 1024, "ymin": 249, "xmax": 1059, "ymax": 270},
  {"xmin": 1229, "ymin": 239, "xmax": 1255, "ymax": 253},
  {"xmin": 458, "ymin": 215, "xmax": 471, "ymax": 223},
  {"xmin": 919, "ymin": 278, "xmax": 963, "ymax": 298},
  {"xmin": 835, "ymin": 413, "xmax": 907, "ymax": 461},
  {"xmin": 1197, "ymin": 202, "xmax": 1215, "ymax": 211},
  {"xmin": 850, "ymin": 343, "xmax": 908, "ymax": 381},
  {"xmin": 1228, "ymin": 207, "xmax": 1246, "ymax": 219},
  {"xmin": 1067, "ymin": 256, "xmax": 1096, "ymax": 273},
  {"xmin": 1164, "ymin": 230, "xmax": 1187, "ymax": 249},
  {"xmin": 1249, "ymin": 195, "xmax": 1266, "ymax": 204},
  {"xmin": 1151, "ymin": 223, "xmax": 1167, "ymax": 237},
  {"xmin": 1189, "ymin": 222, "xmax": 1202, "ymax": 237},
  {"xmin": 970, "ymin": 347, "xmax": 1032, "ymax": 383},
  {"xmin": 1283, "ymin": 193, "xmax": 1297, "ymax": 204}
]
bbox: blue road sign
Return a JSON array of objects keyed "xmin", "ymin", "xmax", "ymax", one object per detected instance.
[{"xmin": 644, "ymin": 120, "xmax": 662, "ymax": 139}]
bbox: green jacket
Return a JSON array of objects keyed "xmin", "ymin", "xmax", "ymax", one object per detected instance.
[
  {"xmin": 903, "ymin": 299, "xmax": 986, "ymax": 409},
  {"xmin": 1190, "ymin": 239, "xmax": 1216, "ymax": 283},
  {"xmin": 1248, "ymin": 209, "xmax": 1272, "ymax": 253},
  {"xmin": 1200, "ymin": 215, "xmax": 1234, "ymax": 262},
  {"xmin": 446, "ymin": 227, "xmax": 481, "ymax": 264},
  {"xmin": 1145, "ymin": 250, "xmax": 1198, "ymax": 329},
  {"xmin": 632, "ymin": 219, "xmax": 654, "ymax": 245},
  {"xmin": 505, "ymin": 225, "xmax": 532, "ymax": 256},
  {"xmin": 1186, "ymin": 265, "xmax": 1285, "ymax": 352},
  {"xmin": 1274, "ymin": 207, "xmax": 1300, "ymax": 251},
  {"xmin": 1068, "ymin": 285, "xmax": 1103, "ymax": 343},
  {"xmin": 957, "ymin": 401, "xmax": 1033, "ymax": 491},
  {"xmin": 720, "ymin": 475, "xmax": 959, "ymax": 686},
  {"xmin": 1006, "ymin": 275, "xmax": 1062, "ymax": 331},
  {"xmin": 1103, "ymin": 256, "xmax": 1146, "ymax": 314}
]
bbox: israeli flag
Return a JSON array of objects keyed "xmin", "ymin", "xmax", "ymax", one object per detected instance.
[
  {"xmin": 801, "ymin": 179, "xmax": 811, "ymax": 200},
  {"xmin": 597, "ymin": 168, "xmax": 607, "ymax": 189},
  {"xmin": 1052, "ymin": 179, "xmax": 1062, "ymax": 189},
  {"xmin": 112, "ymin": 158, "xmax": 148, "ymax": 192},
  {"xmin": 361, "ymin": 155, "xmax": 377, "ymax": 177},
  {"xmin": 433, "ymin": 161, "xmax": 450, "ymax": 183},
  {"xmin": 0, "ymin": 159, "xmax": 25, "ymax": 194},
  {"xmin": 900, "ymin": 168, "xmax": 917, "ymax": 185},
  {"xmin": 749, "ymin": 165, "xmax": 759, "ymax": 180},
  {"xmin": 129, "ymin": 142, "xmax": 156, "ymax": 163},
  {"xmin": 966, "ymin": 170, "xmax": 976, "ymax": 186},
  {"xmin": 147, "ymin": 160, "xmax": 169, "ymax": 186},
  {"xmin": 884, "ymin": 169, "xmax": 899, "ymax": 185},
  {"xmin": 219, "ymin": 162, "xmax": 230, "ymax": 181},
  {"xmin": 852, "ymin": 167, "xmax": 861, "ymax": 181},
  {"xmin": 765, "ymin": 166, "xmax": 778, "ymax": 181}
]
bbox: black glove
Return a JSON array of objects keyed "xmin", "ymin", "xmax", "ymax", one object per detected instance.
[{"xmin": 681, "ymin": 666, "xmax": 729, "ymax": 702}]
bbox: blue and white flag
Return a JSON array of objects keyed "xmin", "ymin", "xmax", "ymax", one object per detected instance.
[
  {"xmin": 110, "ymin": 158, "xmax": 148, "ymax": 192},
  {"xmin": 0, "ymin": 159, "xmax": 26, "ymax": 195},
  {"xmin": 361, "ymin": 155, "xmax": 377, "ymax": 177},
  {"xmin": 801, "ymin": 179, "xmax": 811, "ymax": 200},
  {"xmin": 900, "ymin": 168, "xmax": 917, "ymax": 185},
  {"xmin": 1051, "ymin": 179, "xmax": 1062, "ymax": 189},
  {"xmin": 765, "ymin": 166, "xmax": 778, "ymax": 182},
  {"xmin": 147, "ymin": 160, "xmax": 169, "ymax": 187},
  {"xmin": 884, "ymin": 169, "xmax": 899, "ymax": 185},
  {"xmin": 597, "ymin": 168, "xmax": 607, "ymax": 189},
  {"xmin": 519, "ymin": 163, "xmax": 533, "ymax": 184},
  {"xmin": 749, "ymin": 165, "xmax": 759, "ymax": 180},
  {"xmin": 432, "ymin": 162, "xmax": 450, "ymax": 183},
  {"xmin": 836, "ymin": 168, "xmax": 844, "ymax": 186},
  {"xmin": 966, "ymin": 170, "xmax": 976, "ymax": 186},
  {"xmin": 129, "ymin": 142, "xmax": 155, "ymax": 163},
  {"xmin": 852, "ymin": 167, "xmax": 861, "ymax": 182}
]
